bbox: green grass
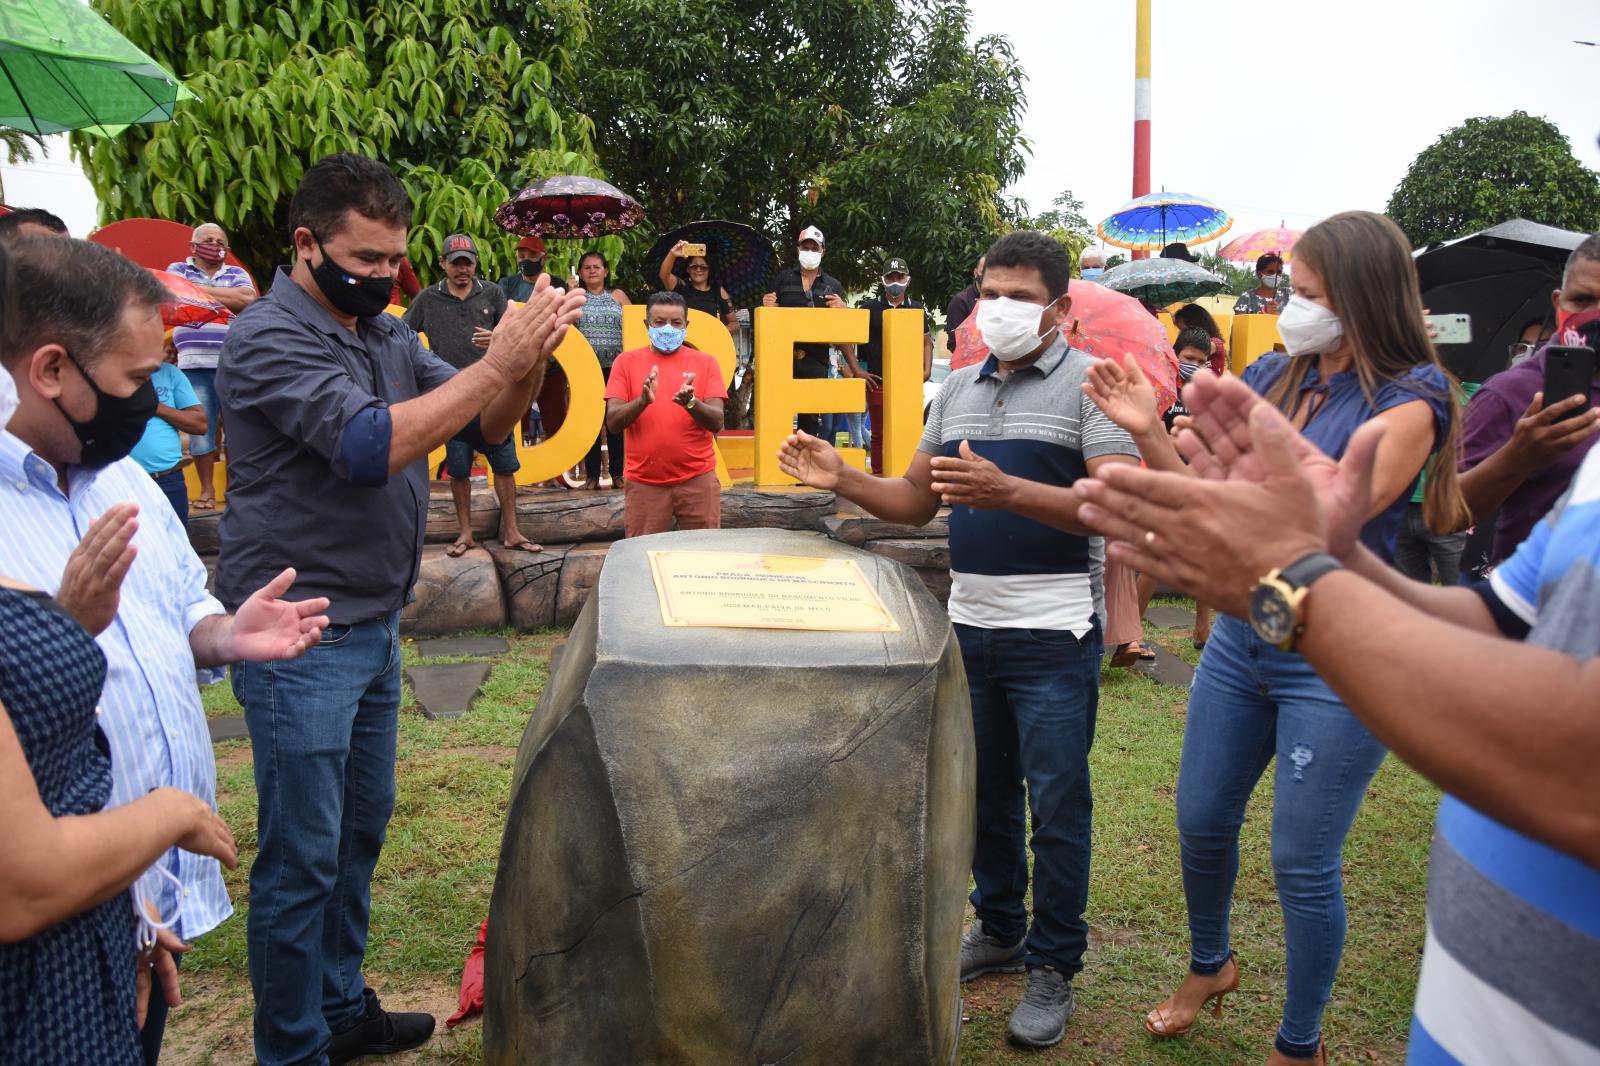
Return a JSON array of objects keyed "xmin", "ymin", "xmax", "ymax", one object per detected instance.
[{"xmin": 166, "ymin": 609, "xmax": 1434, "ymax": 1065}]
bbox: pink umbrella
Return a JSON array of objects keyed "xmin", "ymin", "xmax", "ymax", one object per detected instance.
[
  {"xmin": 1219, "ymin": 222, "xmax": 1303, "ymax": 263},
  {"xmin": 1062, "ymin": 280, "xmax": 1180, "ymax": 413}
]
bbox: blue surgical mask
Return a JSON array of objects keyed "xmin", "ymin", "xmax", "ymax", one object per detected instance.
[
  {"xmin": 1080, "ymin": 266, "xmax": 1104, "ymax": 279},
  {"xmin": 648, "ymin": 324, "xmax": 686, "ymax": 353}
]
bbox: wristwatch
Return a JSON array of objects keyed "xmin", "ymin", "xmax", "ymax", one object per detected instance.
[
  {"xmin": 1248, "ymin": 552, "xmax": 1343, "ymax": 651},
  {"xmin": 684, "ymin": 397, "xmax": 698, "ymax": 411}
]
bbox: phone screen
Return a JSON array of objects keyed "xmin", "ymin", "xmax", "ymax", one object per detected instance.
[{"xmin": 1542, "ymin": 346, "xmax": 1596, "ymax": 421}]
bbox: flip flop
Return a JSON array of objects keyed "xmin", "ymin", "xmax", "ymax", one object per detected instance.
[
  {"xmin": 501, "ymin": 539, "xmax": 544, "ymax": 553},
  {"xmin": 192, "ymin": 497, "xmax": 215, "ymax": 512},
  {"xmin": 446, "ymin": 540, "xmax": 475, "ymax": 558}
]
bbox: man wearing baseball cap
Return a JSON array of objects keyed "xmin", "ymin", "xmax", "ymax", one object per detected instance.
[
  {"xmin": 497, "ymin": 234, "xmax": 548, "ymax": 303},
  {"xmin": 847, "ymin": 257, "xmax": 932, "ymax": 474},
  {"xmin": 404, "ymin": 235, "xmax": 540, "ymax": 555},
  {"xmin": 763, "ymin": 224, "xmax": 846, "ymax": 436}
]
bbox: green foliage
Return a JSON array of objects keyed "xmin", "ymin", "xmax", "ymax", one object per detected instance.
[
  {"xmin": 1026, "ymin": 189, "xmax": 1093, "ymax": 276},
  {"xmin": 574, "ymin": 0, "xmax": 1029, "ymax": 307},
  {"xmin": 1386, "ymin": 111, "xmax": 1600, "ymax": 248},
  {"xmin": 0, "ymin": 128, "xmax": 43, "ymax": 203},
  {"xmin": 1199, "ymin": 248, "xmax": 1261, "ymax": 296},
  {"xmin": 71, "ymin": 0, "xmax": 602, "ymax": 285}
]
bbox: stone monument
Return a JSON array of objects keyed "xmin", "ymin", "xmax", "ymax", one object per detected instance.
[{"xmin": 484, "ymin": 527, "xmax": 975, "ymax": 1065}]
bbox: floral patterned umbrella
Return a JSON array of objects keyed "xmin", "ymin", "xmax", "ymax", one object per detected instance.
[
  {"xmin": 1061, "ymin": 280, "xmax": 1180, "ymax": 413},
  {"xmin": 1219, "ymin": 222, "xmax": 1303, "ymax": 263},
  {"xmin": 153, "ymin": 268, "xmax": 231, "ymax": 329},
  {"xmin": 494, "ymin": 175, "xmax": 644, "ymax": 240}
]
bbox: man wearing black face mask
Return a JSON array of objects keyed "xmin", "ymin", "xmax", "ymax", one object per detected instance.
[
  {"xmin": 214, "ymin": 153, "xmax": 584, "ymax": 1066},
  {"xmin": 496, "ymin": 234, "xmax": 548, "ymax": 302},
  {"xmin": 849, "ymin": 257, "xmax": 932, "ymax": 474},
  {"xmin": 0, "ymin": 236, "xmax": 333, "ymax": 1066}
]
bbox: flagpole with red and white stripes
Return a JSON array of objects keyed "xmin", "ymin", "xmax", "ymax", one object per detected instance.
[{"xmin": 1131, "ymin": 0, "xmax": 1152, "ymax": 259}]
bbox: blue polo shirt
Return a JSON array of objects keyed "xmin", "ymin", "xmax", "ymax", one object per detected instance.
[{"xmin": 917, "ymin": 335, "xmax": 1138, "ymax": 634}]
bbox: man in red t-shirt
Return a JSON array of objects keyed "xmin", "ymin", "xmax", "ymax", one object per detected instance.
[{"xmin": 604, "ymin": 291, "xmax": 729, "ymax": 536}]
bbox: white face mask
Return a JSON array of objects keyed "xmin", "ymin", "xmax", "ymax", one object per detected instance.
[
  {"xmin": 0, "ymin": 366, "xmax": 16, "ymax": 433},
  {"xmin": 1276, "ymin": 297, "xmax": 1343, "ymax": 357},
  {"xmin": 797, "ymin": 249, "xmax": 823, "ymax": 270},
  {"xmin": 977, "ymin": 296, "xmax": 1056, "ymax": 362}
]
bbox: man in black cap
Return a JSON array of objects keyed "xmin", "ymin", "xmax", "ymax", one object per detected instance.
[
  {"xmin": 404, "ymin": 234, "xmax": 539, "ymax": 555},
  {"xmin": 848, "ymin": 257, "xmax": 932, "ymax": 474},
  {"xmin": 1233, "ymin": 253, "xmax": 1289, "ymax": 315},
  {"xmin": 1159, "ymin": 241, "xmax": 1199, "ymax": 263}
]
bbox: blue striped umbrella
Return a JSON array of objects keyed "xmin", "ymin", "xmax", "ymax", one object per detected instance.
[{"xmin": 1097, "ymin": 192, "xmax": 1232, "ymax": 252}]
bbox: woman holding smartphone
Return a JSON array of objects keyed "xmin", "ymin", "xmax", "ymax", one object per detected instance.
[
  {"xmin": 1085, "ymin": 211, "xmax": 1467, "ymax": 1064},
  {"xmin": 659, "ymin": 240, "xmax": 738, "ymax": 331}
]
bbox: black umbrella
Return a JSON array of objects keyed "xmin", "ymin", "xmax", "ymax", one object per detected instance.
[
  {"xmin": 1414, "ymin": 219, "xmax": 1588, "ymax": 383},
  {"xmin": 644, "ymin": 221, "xmax": 777, "ymax": 310}
]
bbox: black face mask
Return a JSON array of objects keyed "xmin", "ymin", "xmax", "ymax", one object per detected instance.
[
  {"xmin": 58, "ymin": 350, "xmax": 158, "ymax": 469},
  {"xmin": 518, "ymin": 258, "xmax": 543, "ymax": 279},
  {"xmin": 308, "ymin": 239, "xmax": 394, "ymax": 318}
]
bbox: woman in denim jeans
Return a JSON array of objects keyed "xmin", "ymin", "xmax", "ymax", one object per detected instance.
[{"xmin": 1086, "ymin": 212, "xmax": 1468, "ymax": 1064}]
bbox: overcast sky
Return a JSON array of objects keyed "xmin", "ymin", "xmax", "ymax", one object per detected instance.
[{"xmin": 4, "ymin": 0, "xmax": 1597, "ymax": 253}]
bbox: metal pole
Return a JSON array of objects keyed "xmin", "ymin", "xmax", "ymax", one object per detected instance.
[{"xmin": 1132, "ymin": 0, "xmax": 1152, "ymax": 259}]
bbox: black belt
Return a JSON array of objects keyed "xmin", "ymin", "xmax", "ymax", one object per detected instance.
[{"xmin": 146, "ymin": 465, "xmax": 183, "ymax": 479}]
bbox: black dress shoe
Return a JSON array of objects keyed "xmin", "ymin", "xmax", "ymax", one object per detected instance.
[{"xmin": 328, "ymin": 987, "xmax": 435, "ymax": 1064}]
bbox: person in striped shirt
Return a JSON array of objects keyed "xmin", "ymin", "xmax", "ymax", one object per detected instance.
[{"xmin": 165, "ymin": 223, "xmax": 256, "ymax": 512}]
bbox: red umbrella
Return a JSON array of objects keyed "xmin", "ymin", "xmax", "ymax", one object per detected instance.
[
  {"xmin": 152, "ymin": 269, "xmax": 231, "ymax": 329},
  {"xmin": 1219, "ymin": 222, "xmax": 1303, "ymax": 263},
  {"xmin": 1062, "ymin": 280, "xmax": 1180, "ymax": 413}
]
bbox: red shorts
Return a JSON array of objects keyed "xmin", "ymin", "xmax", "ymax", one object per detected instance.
[{"xmin": 623, "ymin": 470, "xmax": 722, "ymax": 537}]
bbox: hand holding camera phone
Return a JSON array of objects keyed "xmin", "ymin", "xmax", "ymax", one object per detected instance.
[
  {"xmin": 1542, "ymin": 345, "xmax": 1596, "ymax": 421},
  {"xmin": 680, "ymin": 242, "xmax": 707, "ymax": 258}
]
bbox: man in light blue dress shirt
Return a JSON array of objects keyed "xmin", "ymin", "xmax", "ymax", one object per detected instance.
[{"xmin": 0, "ymin": 236, "xmax": 330, "ymax": 1064}]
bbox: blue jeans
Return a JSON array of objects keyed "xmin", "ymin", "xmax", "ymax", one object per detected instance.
[
  {"xmin": 182, "ymin": 367, "xmax": 221, "ymax": 456},
  {"xmin": 1179, "ymin": 614, "xmax": 1387, "ymax": 1057},
  {"xmin": 956, "ymin": 621, "xmax": 1102, "ymax": 976},
  {"xmin": 151, "ymin": 469, "xmax": 189, "ymax": 532},
  {"xmin": 233, "ymin": 612, "xmax": 402, "ymax": 1066},
  {"xmin": 445, "ymin": 434, "xmax": 520, "ymax": 479},
  {"xmin": 584, "ymin": 363, "xmax": 625, "ymax": 481}
]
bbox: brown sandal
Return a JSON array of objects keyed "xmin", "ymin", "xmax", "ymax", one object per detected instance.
[{"xmin": 1144, "ymin": 954, "xmax": 1239, "ymax": 1038}]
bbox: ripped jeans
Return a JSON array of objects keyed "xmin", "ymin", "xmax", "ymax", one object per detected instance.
[{"xmin": 1176, "ymin": 614, "xmax": 1387, "ymax": 1058}]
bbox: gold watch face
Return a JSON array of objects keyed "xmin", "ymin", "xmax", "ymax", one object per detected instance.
[{"xmin": 1249, "ymin": 580, "xmax": 1297, "ymax": 646}]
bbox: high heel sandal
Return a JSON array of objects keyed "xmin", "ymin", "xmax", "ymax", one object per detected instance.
[{"xmin": 1143, "ymin": 953, "xmax": 1240, "ymax": 1038}]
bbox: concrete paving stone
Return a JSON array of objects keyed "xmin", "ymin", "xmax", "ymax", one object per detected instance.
[
  {"xmin": 208, "ymin": 715, "xmax": 249, "ymax": 743},
  {"xmin": 1129, "ymin": 644, "xmax": 1196, "ymax": 688},
  {"xmin": 416, "ymin": 636, "xmax": 510, "ymax": 659},
  {"xmin": 404, "ymin": 661, "xmax": 493, "ymax": 720},
  {"xmin": 1144, "ymin": 606, "xmax": 1196, "ymax": 630}
]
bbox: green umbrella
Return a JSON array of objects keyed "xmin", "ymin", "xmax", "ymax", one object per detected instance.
[{"xmin": 0, "ymin": 0, "xmax": 195, "ymax": 136}]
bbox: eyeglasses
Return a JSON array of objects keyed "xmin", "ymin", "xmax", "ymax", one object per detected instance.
[
  {"xmin": 1508, "ymin": 341, "xmax": 1540, "ymax": 361},
  {"xmin": 687, "ymin": 263, "xmax": 709, "ymax": 271}
]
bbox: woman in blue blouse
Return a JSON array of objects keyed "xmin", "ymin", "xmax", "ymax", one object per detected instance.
[{"xmin": 1089, "ymin": 211, "xmax": 1468, "ymax": 1065}]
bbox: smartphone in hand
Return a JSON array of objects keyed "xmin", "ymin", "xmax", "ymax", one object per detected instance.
[{"xmin": 1542, "ymin": 345, "xmax": 1596, "ymax": 421}]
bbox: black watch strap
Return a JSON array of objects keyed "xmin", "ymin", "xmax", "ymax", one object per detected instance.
[{"xmin": 1278, "ymin": 551, "xmax": 1343, "ymax": 591}]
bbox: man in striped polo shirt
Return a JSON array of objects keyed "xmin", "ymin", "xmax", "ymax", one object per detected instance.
[
  {"xmin": 780, "ymin": 230, "xmax": 1140, "ymax": 1049},
  {"xmin": 1070, "ymin": 351, "xmax": 1600, "ymax": 1066},
  {"xmin": 166, "ymin": 222, "xmax": 256, "ymax": 512}
]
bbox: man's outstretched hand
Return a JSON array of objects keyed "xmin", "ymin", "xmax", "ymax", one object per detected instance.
[
  {"xmin": 1074, "ymin": 402, "xmax": 1336, "ymax": 616},
  {"xmin": 56, "ymin": 503, "xmax": 140, "ymax": 636},
  {"xmin": 1175, "ymin": 373, "xmax": 1385, "ymax": 561},
  {"xmin": 777, "ymin": 430, "xmax": 845, "ymax": 490},
  {"xmin": 224, "ymin": 568, "xmax": 331, "ymax": 663}
]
